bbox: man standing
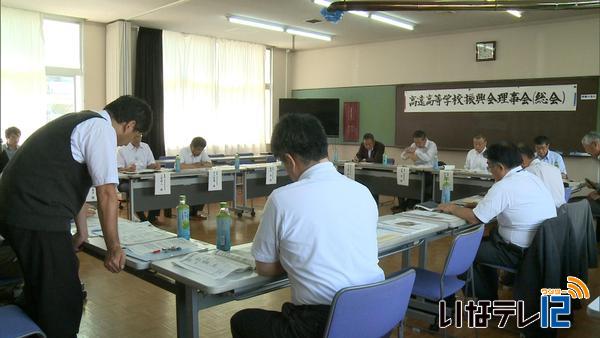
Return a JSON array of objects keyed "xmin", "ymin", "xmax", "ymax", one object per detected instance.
[
  {"xmin": 464, "ymin": 134, "xmax": 488, "ymax": 171},
  {"xmin": 117, "ymin": 131, "xmax": 161, "ymax": 222},
  {"xmin": 534, "ymin": 135, "xmax": 567, "ymax": 178},
  {"xmin": 231, "ymin": 114, "xmax": 384, "ymax": 338},
  {"xmin": 353, "ymin": 133, "xmax": 385, "ymax": 163},
  {"xmin": 438, "ymin": 142, "xmax": 556, "ymax": 301},
  {"xmin": 401, "ymin": 130, "xmax": 438, "ymax": 166},
  {"xmin": 0, "ymin": 95, "xmax": 153, "ymax": 338}
]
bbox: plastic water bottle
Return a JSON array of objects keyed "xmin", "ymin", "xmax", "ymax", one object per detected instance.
[
  {"xmin": 332, "ymin": 145, "xmax": 339, "ymax": 162},
  {"xmin": 216, "ymin": 202, "xmax": 232, "ymax": 251},
  {"xmin": 177, "ymin": 195, "xmax": 190, "ymax": 240},
  {"xmin": 234, "ymin": 153, "xmax": 240, "ymax": 171},
  {"xmin": 175, "ymin": 155, "xmax": 181, "ymax": 172},
  {"xmin": 441, "ymin": 186, "xmax": 452, "ymax": 203},
  {"xmin": 382, "ymin": 153, "xmax": 388, "ymax": 165},
  {"xmin": 433, "ymin": 155, "xmax": 439, "ymax": 170}
]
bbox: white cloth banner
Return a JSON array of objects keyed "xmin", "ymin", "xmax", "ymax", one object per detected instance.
[
  {"xmin": 344, "ymin": 162, "xmax": 356, "ymax": 180},
  {"xmin": 154, "ymin": 172, "xmax": 171, "ymax": 195},
  {"xmin": 396, "ymin": 166, "xmax": 410, "ymax": 186},
  {"xmin": 208, "ymin": 168, "xmax": 223, "ymax": 191},
  {"xmin": 405, "ymin": 84, "xmax": 577, "ymax": 112},
  {"xmin": 439, "ymin": 170, "xmax": 454, "ymax": 191},
  {"xmin": 265, "ymin": 164, "xmax": 277, "ymax": 185}
]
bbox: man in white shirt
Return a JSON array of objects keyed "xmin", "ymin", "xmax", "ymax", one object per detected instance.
[
  {"xmin": 534, "ymin": 135, "xmax": 567, "ymax": 178},
  {"xmin": 438, "ymin": 142, "xmax": 556, "ymax": 301},
  {"xmin": 117, "ymin": 132, "xmax": 161, "ymax": 222},
  {"xmin": 464, "ymin": 134, "xmax": 488, "ymax": 171},
  {"xmin": 117, "ymin": 132, "xmax": 160, "ymax": 172},
  {"xmin": 518, "ymin": 144, "xmax": 565, "ymax": 208},
  {"xmin": 579, "ymin": 131, "xmax": 600, "ymax": 218},
  {"xmin": 179, "ymin": 137, "xmax": 212, "ymax": 217},
  {"xmin": 0, "ymin": 95, "xmax": 152, "ymax": 337},
  {"xmin": 179, "ymin": 137, "xmax": 212, "ymax": 169},
  {"xmin": 400, "ymin": 130, "xmax": 438, "ymax": 167},
  {"xmin": 230, "ymin": 114, "xmax": 384, "ymax": 338}
]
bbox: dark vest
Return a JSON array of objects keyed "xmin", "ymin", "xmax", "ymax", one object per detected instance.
[{"xmin": 0, "ymin": 111, "xmax": 103, "ymax": 231}]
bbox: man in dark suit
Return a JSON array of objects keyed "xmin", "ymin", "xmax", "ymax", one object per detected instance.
[{"xmin": 353, "ymin": 133, "xmax": 385, "ymax": 163}]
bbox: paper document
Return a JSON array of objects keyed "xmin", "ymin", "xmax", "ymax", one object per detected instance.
[
  {"xmin": 265, "ymin": 164, "xmax": 278, "ymax": 185},
  {"xmin": 93, "ymin": 221, "xmax": 176, "ymax": 245},
  {"xmin": 174, "ymin": 249, "xmax": 255, "ymax": 279},
  {"xmin": 399, "ymin": 210, "xmax": 466, "ymax": 228},
  {"xmin": 397, "ymin": 166, "xmax": 410, "ymax": 186},
  {"xmin": 344, "ymin": 162, "xmax": 356, "ymax": 180},
  {"xmin": 126, "ymin": 237, "xmax": 209, "ymax": 261},
  {"xmin": 208, "ymin": 168, "xmax": 223, "ymax": 191},
  {"xmin": 154, "ymin": 172, "xmax": 171, "ymax": 195}
]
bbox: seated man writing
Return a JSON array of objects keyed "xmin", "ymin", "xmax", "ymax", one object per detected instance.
[
  {"xmin": 438, "ymin": 142, "xmax": 556, "ymax": 301},
  {"xmin": 230, "ymin": 113, "xmax": 384, "ymax": 338}
]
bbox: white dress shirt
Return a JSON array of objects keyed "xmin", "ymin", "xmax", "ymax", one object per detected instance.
[
  {"xmin": 70, "ymin": 110, "xmax": 119, "ymax": 186},
  {"xmin": 179, "ymin": 147, "xmax": 212, "ymax": 164},
  {"xmin": 117, "ymin": 142, "xmax": 156, "ymax": 169},
  {"xmin": 464, "ymin": 148, "xmax": 488, "ymax": 171},
  {"xmin": 536, "ymin": 150, "xmax": 567, "ymax": 176},
  {"xmin": 400, "ymin": 139, "xmax": 438, "ymax": 166},
  {"xmin": 252, "ymin": 162, "xmax": 384, "ymax": 305},
  {"xmin": 473, "ymin": 166, "xmax": 556, "ymax": 248},
  {"xmin": 525, "ymin": 158, "xmax": 565, "ymax": 208}
]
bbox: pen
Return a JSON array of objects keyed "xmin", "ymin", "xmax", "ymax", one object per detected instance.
[{"xmin": 151, "ymin": 249, "xmax": 161, "ymax": 254}]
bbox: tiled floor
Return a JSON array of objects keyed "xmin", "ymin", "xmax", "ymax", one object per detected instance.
[{"xmin": 76, "ymin": 197, "xmax": 600, "ymax": 337}]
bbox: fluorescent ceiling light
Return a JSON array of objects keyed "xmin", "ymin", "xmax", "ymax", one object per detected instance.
[
  {"xmin": 313, "ymin": 0, "xmax": 332, "ymax": 7},
  {"xmin": 286, "ymin": 28, "xmax": 332, "ymax": 41},
  {"xmin": 370, "ymin": 13, "xmax": 414, "ymax": 31},
  {"xmin": 506, "ymin": 10, "xmax": 522, "ymax": 18},
  {"xmin": 349, "ymin": 10, "xmax": 370, "ymax": 18},
  {"xmin": 228, "ymin": 15, "xmax": 284, "ymax": 32}
]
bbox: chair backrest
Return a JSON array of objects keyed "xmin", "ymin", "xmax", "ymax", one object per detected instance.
[
  {"xmin": 158, "ymin": 156, "xmax": 176, "ymax": 168},
  {"xmin": 0, "ymin": 305, "xmax": 46, "ymax": 338},
  {"xmin": 442, "ymin": 225, "xmax": 485, "ymax": 277},
  {"xmin": 323, "ymin": 269, "xmax": 416, "ymax": 338},
  {"xmin": 387, "ymin": 158, "xmax": 396, "ymax": 165},
  {"xmin": 564, "ymin": 187, "xmax": 572, "ymax": 202}
]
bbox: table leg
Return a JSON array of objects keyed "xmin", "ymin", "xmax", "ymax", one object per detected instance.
[
  {"xmin": 176, "ymin": 282, "xmax": 200, "ymax": 338},
  {"xmin": 129, "ymin": 179, "xmax": 135, "ymax": 220}
]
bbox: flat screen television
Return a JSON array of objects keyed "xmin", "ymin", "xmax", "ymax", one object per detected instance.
[{"xmin": 279, "ymin": 98, "xmax": 340, "ymax": 137}]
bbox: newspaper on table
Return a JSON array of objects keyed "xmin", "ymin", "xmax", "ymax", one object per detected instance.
[{"xmin": 92, "ymin": 220, "xmax": 176, "ymax": 245}]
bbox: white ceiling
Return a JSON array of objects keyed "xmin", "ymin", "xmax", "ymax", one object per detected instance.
[{"xmin": 1, "ymin": 0, "xmax": 598, "ymax": 50}]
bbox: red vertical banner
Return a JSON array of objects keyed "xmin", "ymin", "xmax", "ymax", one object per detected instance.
[{"xmin": 343, "ymin": 102, "xmax": 360, "ymax": 142}]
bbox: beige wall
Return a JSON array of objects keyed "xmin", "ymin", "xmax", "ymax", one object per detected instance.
[
  {"xmin": 291, "ymin": 16, "xmax": 600, "ymax": 89},
  {"xmin": 271, "ymin": 48, "xmax": 290, "ymax": 127},
  {"xmin": 83, "ymin": 21, "xmax": 106, "ymax": 110}
]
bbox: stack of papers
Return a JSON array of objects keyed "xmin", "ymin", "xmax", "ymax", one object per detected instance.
[
  {"xmin": 397, "ymin": 210, "xmax": 466, "ymax": 228},
  {"xmin": 125, "ymin": 237, "xmax": 209, "ymax": 261},
  {"xmin": 92, "ymin": 220, "xmax": 176, "ymax": 245},
  {"xmin": 173, "ymin": 248, "xmax": 256, "ymax": 279}
]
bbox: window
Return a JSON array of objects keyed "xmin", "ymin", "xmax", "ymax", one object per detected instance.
[
  {"xmin": 264, "ymin": 48, "xmax": 273, "ymax": 142},
  {"xmin": 43, "ymin": 18, "xmax": 83, "ymax": 121}
]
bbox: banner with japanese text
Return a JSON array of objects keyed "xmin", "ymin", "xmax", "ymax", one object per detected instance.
[{"xmin": 405, "ymin": 84, "xmax": 577, "ymax": 112}]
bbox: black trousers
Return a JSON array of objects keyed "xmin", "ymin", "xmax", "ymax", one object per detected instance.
[
  {"xmin": 472, "ymin": 228, "xmax": 526, "ymax": 301},
  {"xmin": 230, "ymin": 302, "xmax": 331, "ymax": 338},
  {"xmin": 0, "ymin": 225, "xmax": 83, "ymax": 338}
]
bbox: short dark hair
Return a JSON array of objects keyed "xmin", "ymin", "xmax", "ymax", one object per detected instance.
[
  {"xmin": 363, "ymin": 133, "xmax": 374, "ymax": 141},
  {"xmin": 271, "ymin": 113, "xmax": 328, "ymax": 164},
  {"xmin": 5, "ymin": 127, "xmax": 21, "ymax": 138},
  {"xmin": 484, "ymin": 142, "xmax": 522, "ymax": 169},
  {"xmin": 190, "ymin": 137, "xmax": 207, "ymax": 149},
  {"xmin": 104, "ymin": 95, "xmax": 153, "ymax": 133},
  {"xmin": 517, "ymin": 143, "xmax": 535, "ymax": 159},
  {"xmin": 473, "ymin": 134, "xmax": 486, "ymax": 141},
  {"xmin": 413, "ymin": 130, "xmax": 426, "ymax": 139},
  {"xmin": 533, "ymin": 135, "xmax": 550, "ymax": 146}
]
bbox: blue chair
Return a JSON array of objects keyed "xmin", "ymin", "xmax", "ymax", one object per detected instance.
[
  {"xmin": 158, "ymin": 155, "xmax": 176, "ymax": 169},
  {"xmin": 237, "ymin": 152, "xmax": 254, "ymax": 165},
  {"xmin": 564, "ymin": 187, "xmax": 572, "ymax": 202},
  {"xmin": 324, "ymin": 269, "xmax": 416, "ymax": 338},
  {"xmin": 409, "ymin": 225, "xmax": 484, "ymax": 335},
  {"xmin": 0, "ymin": 305, "xmax": 46, "ymax": 338}
]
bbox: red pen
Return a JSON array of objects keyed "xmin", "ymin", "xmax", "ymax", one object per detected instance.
[{"xmin": 151, "ymin": 249, "xmax": 161, "ymax": 254}]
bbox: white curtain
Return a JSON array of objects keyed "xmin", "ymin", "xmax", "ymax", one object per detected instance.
[
  {"xmin": 106, "ymin": 20, "xmax": 133, "ymax": 103},
  {"xmin": 162, "ymin": 31, "xmax": 266, "ymax": 155},
  {"xmin": 0, "ymin": 7, "xmax": 46, "ymax": 141}
]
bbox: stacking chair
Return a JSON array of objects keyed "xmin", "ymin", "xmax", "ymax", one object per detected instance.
[
  {"xmin": 408, "ymin": 225, "xmax": 484, "ymax": 335},
  {"xmin": 0, "ymin": 305, "xmax": 46, "ymax": 338},
  {"xmin": 324, "ymin": 269, "xmax": 416, "ymax": 338},
  {"xmin": 158, "ymin": 155, "xmax": 176, "ymax": 168}
]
